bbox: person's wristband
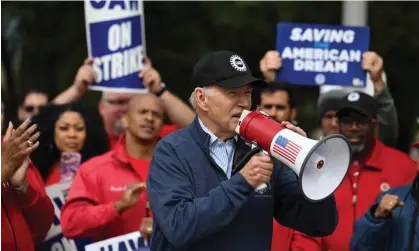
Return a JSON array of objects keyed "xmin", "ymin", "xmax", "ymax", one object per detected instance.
[{"xmin": 155, "ymin": 82, "xmax": 167, "ymax": 97}]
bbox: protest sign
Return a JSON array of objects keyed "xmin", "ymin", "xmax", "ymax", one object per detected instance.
[
  {"xmin": 276, "ymin": 22, "xmax": 370, "ymax": 87},
  {"xmin": 84, "ymin": 0, "xmax": 146, "ymax": 93},
  {"xmin": 37, "ymin": 183, "xmax": 91, "ymax": 251},
  {"xmin": 85, "ymin": 232, "xmax": 149, "ymax": 251}
]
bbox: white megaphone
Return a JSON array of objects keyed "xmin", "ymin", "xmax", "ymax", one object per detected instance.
[{"xmin": 235, "ymin": 109, "xmax": 351, "ymax": 202}]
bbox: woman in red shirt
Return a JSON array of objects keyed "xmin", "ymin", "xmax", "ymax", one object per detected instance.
[
  {"xmin": 1, "ymin": 119, "xmax": 54, "ymax": 251},
  {"xmin": 30, "ymin": 102, "xmax": 109, "ymax": 186}
]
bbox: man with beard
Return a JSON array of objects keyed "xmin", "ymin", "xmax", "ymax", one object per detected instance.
[
  {"xmin": 253, "ymin": 81, "xmax": 297, "ymax": 124},
  {"xmin": 289, "ymin": 91, "xmax": 417, "ymax": 251},
  {"xmin": 260, "ymin": 50, "xmax": 399, "ymax": 148},
  {"xmin": 251, "ymin": 81, "xmax": 303, "ymax": 250},
  {"xmin": 61, "ymin": 94, "xmax": 164, "ymax": 243}
]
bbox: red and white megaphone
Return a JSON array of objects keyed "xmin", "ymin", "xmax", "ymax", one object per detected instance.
[{"xmin": 235, "ymin": 109, "xmax": 351, "ymax": 202}]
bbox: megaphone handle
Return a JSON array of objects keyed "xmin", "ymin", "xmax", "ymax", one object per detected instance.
[{"xmin": 254, "ymin": 149, "xmax": 268, "ymax": 191}]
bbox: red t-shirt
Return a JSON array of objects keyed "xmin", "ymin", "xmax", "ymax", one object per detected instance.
[
  {"xmin": 127, "ymin": 156, "xmax": 150, "ymax": 183},
  {"xmin": 60, "ymin": 138, "xmax": 154, "ymax": 241}
]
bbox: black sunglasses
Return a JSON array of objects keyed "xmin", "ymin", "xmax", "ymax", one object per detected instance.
[
  {"xmin": 339, "ymin": 117, "xmax": 371, "ymax": 126},
  {"xmin": 24, "ymin": 105, "xmax": 45, "ymax": 113}
]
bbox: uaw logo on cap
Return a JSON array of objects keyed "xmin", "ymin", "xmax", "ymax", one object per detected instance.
[
  {"xmin": 348, "ymin": 92, "xmax": 360, "ymax": 102},
  {"xmin": 380, "ymin": 182, "xmax": 390, "ymax": 192},
  {"xmin": 230, "ymin": 55, "xmax": 247, "ymax": 72}
]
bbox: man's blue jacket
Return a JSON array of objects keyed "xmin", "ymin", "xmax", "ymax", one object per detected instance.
[
  {"xmin": 147, "ymin": 117, "xmax": 338, "ymax": 251},
  {"xmin": 351, "ymin": 180, "xmax": 419, "ymax": 251}
]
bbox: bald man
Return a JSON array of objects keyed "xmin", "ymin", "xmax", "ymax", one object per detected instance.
[
  {"xmin": 61, "ymin": 94, "xmax": 163, "ymax": 243},
  {"xmin": 96, "ymin": 59, "xmax": 195, "ymax": 148},
  {"xmin": 54, "ymin": 57, "xmax": 195, "ymax": 148}
]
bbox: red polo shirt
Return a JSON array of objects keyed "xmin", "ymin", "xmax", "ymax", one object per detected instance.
[
  {"xmin": 271, "ymin": 139, "xmax": 417, "ymax": 251},
  {"xmin": 60, "ymin": 135, "xmax": 152, "ymax": 242}
]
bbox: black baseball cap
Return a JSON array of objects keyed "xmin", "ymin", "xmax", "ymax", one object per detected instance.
[
  {"xmin": 190, "ymin": 50, "xmax": 267, "ymax": 89},
  {"xmin": 317, "ymin": 90, "xmax": 346, "ymax": 119},
  {"xmin": 336, "ymin": 91, "xmax": 378, "ymax": 120}
]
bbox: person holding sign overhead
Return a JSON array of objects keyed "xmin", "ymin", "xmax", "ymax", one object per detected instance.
[
  {"xmin": 1, "ymin": 119, "xmax": 54, "ymax": 251},
  {"xmin": 61, "ymin": 93, "xmax": 166, "ymax": 244},
  {"xmin": 260, "ymin": 50, "xmax": 399, "ymax": 147},
  {"xmin": 70, "ymin": 57, "xmax": 195, "ymax": 148}
]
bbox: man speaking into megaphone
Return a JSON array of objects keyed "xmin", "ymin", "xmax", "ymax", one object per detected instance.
[{"xmin": 147, "ymin": 51, "xmax": 340, "ymax": 251}]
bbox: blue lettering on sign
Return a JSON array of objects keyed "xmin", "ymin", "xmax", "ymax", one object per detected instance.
[
  {"xmin": 38, "ymin": 233, "xmax": 91, "ymax": 251},
  {"xmin": 90, "ymin": 0, "xmax": 106, "ymax": 9},
  {"xmin": 90, "ymin": 0, "xmax": 139, "ymax": 11},
  {"xmin": 127, "ymin": 237, "xmax": 142, "ymax": 250},
  {"xmin": 52, "ymin": 196, "xmax": 63, "ymax": 226},
  {"xmin": 109, "ymin": 0, "xmax": 126, "ymax": 10},
  {"xmin": 129, "ymin": 0, "xmax": 138, "ymax": 11},
  {"xmin": 96, "ymin": 237, "xmax": 146, "ymax": 251}
]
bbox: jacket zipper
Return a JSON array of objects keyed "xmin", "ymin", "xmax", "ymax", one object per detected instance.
[{"xmin": 205, "ymin": 152, "xmax": 228, "ymax": 180}]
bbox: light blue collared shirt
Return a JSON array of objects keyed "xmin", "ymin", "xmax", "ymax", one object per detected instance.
[{"xmin": 198, "ymin": 118, "xmax": 237, "ymax": 178}]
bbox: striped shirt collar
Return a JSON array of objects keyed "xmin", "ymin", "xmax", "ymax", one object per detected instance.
[{"xmin": 198, "ymin": 117, "xmax": 238, "ymax": 145}]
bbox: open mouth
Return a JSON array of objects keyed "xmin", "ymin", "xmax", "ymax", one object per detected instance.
[
  {"xmin": 347, "ymin": 136, "xmax": 363, "ymax": 144},
  {"xmin": 141, "ymin": 125, "xmax": 154, "ymax": 133},
  {"xmin": 66, "ymin": 143, "xmax": 80, "ymax": 149}
]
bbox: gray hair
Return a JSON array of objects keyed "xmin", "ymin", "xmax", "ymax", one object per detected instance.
[{"xmin": 189, "ymin": 87, "xmax": 211, "ymax": 111}]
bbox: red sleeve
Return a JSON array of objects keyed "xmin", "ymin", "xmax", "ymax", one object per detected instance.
[
  {"xmin": 159, "ymin": 124, "xmax": 178, "ymax": 139},
  {"xmin": 291, "ymin": 231, "xmax": 323, "ymax": 251},
  {"xmin": 60, "ymin": 165, "xmax": 122, "ymax": 239},
  {"xmin": 14, "ymin": 161, "xmax": 55, "ymax": 245},
  {"xmin": 271, "ymin": 222, "xmax": 292, "ymax": 251}
]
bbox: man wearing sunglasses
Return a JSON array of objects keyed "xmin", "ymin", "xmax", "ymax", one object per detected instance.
[
  {"xmin": 18, "ymin": 90, "xmax": 48, "ymax": 122},
  {"xmin": 289, "ymin": 91, "xmax": 417, "ymax": 251}
]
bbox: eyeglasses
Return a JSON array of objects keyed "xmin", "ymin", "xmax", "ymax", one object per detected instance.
[
  {"xmin": 24, "ymin": 105, "xmax": 45, "ymax": 113},
  {"xmin": 339, "ymin": 117, "xmax": 371, "ymax": 127}
]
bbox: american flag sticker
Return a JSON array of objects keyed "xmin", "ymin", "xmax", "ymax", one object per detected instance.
[{"xmin": 272, "ymin": 136, "xmax": 302, "ymax": 164}]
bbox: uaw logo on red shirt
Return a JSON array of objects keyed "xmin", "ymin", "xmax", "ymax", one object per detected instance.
[{"xmin": 380, "ymin": 182, "xmax": 390, "ymax": 192}]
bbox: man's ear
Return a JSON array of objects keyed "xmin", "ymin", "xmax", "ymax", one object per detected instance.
[
  {"xmin": 121, "ymin": 114, "xmax": 129, "ymax": 129},
  {"xmin": 98, "ymin": 100, "xmax": 106, "ymax": 117},
  {"xmin": 195, "ymin": 88, "xmax": 209, "ymax": 112}
]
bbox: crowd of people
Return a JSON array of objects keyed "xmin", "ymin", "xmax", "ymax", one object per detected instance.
[{"xmin": 1, "ymin": 47, "xmax": 418, "ymax": 251}]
